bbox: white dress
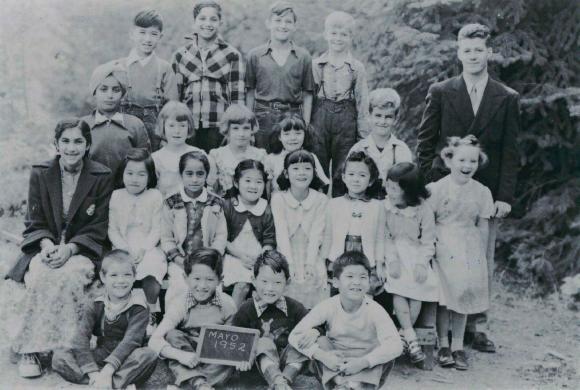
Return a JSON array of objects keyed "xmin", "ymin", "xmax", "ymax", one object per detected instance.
[{"xmin": 152, "ymin": 145, "xmax": 206, "ymax": 197}]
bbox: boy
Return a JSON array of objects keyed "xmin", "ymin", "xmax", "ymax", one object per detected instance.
[
  {"xmin": 52, "ymin": 250, "xmax": 157, "ymax": 389},
  {"xmin": 166, "ymin": 0, "xmax": 245, "ymax": 153},
  {"xmin": 416, "ymin": 23, "xmax": 520, "ymax": 353},
  {"xmin": 245, "ymin": 1, "xmax": 314, "ymax": 152},
  {"xmin": 312, "ymin": 11, "xmax": 370, "ymax": 183},
  {"xmin": 232, "ymin": 250, "xmax": 315, "ymax": 390},
  {"xmin": 116, "ymin": 9, "xmax": 173, "ymax": 152},
  {"xmin": 83, "ymin": 61, "xmax": 150, "ymax": 184},
  {"xmin": 149, "ymin": 248, "xmax": 244, "ymax": 390},
  {"xmin": 289, "ymin": 251, "xmax": 402, "ymax": 390},
  {"xmin": 348, "ymin": 88, "xmax": 413, "ymax": 197}
]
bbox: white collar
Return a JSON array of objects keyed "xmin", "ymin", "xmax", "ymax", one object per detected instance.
[
  {"xmin": 233, "ymin": 197, "xmax": 267, "ymax": 216},
  {"xmin": 180, "ymin": 187, "xmax": 208, "ymax": 204},
  {"xmin": 463, "ymin": 74, "xmax": 489, "ymax": 93},
  {"xmin": 367, "ymin": 134, "xmax": 405, "ymax": 152},
  {"xmin": 282, "ymin": 189, "xmax": 318, "ymax": 211},
  {"xmin": 126, "ymin": 49, "xmax": 155, "ymax": 67},
  {"xmin": 95, "ymin": 289, "xmax": 148, "ymax": 312},
  {"xmin": 94, "ymin": 111, "xmax": 124, "ymax": 127}
]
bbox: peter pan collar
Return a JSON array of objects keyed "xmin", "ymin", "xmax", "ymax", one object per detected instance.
[
  {"xmin": 282, "ymin": 189, "xmax": 317, "ymax": 211},
  {"xmin": 180, "ymin": 187, "xmax": 208, "ymax": 204},
  {"xmin": 233, "ymin": 197, "xmax": 267, "ymax": 216}
]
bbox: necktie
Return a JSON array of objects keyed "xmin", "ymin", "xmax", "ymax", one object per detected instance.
[{"xmin": 469, "ymin": 84, "xmax": 481, "ymax": 115}]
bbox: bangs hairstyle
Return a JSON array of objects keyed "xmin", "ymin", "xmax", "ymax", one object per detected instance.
[
  {"xmin": 269, "ymin": 1, "xmax": 297, "ymax": 22},
  {"xmin": 156, "ymin": 101, "xmax": 195, "ymax": 141},
  {"xmin": 386, "ymin": 162, "xmax": 430, "ymax": 207},
  {"xmin": 324, "ymin": 11, "xmax": 355, "ymax": 34},
  {"xmin": 253, "ymin": 250, "xmax": 290, "ymax": 280},
  {"xmin": 337, "ymin": 150, "xmax": 382, "ymax": 197},
  {"xmin": 268, "ymin": 113, "xmax": 313, "ymax": 153},
  {"xmin": 100, "ymin": 249, "xmax": 136, "ymax": 276},
  {"xmin": 179, "ymin": 150, "xmax": 210, "ymax": 176},
  {"xmin": 440, "ymin": 135, "xmax": 489, "ymax": 169},
  {"xmin": 458, "ymin": 23, "xmax": 490, "ymax": 43},
  {"xmin": 219, "ymin": 104, "xmax": 258, "ymax": 136},
  {"xmin": 118, "ymin": 148, "xmax": 157, "ymax": 189},
  {"xmin": 184, "ymin": 247, "xmax": 223, "ymax": 277},
  {"xmin": 134, "ymin": 9, "xmax": 163, "ymax": 31},
  {"xmin": 54, "ymin": 118, "xmax": 92, "ymax": 157},
  {"xmin": 369, "ymin": 88, "xmax": 401, "ymax": 113},
  {"xmin": 332, "ymin": 251, "xmax": 371, "ymax": 279},
  {"xmin": 226, "ymin": 159, "xmax": 268, "ymax": 199},
  {"xmin": 276, "ymin": 149, "xmax": 324, "ymax": 191},
  {"xmin": 193, "ymin": 0, "xmax": 222, "ymax": 20}
]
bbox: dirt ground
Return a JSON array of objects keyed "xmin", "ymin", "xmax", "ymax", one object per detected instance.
[{"xmin": 0, "ymin": 218, "xmax": 578, "ymax": 390}]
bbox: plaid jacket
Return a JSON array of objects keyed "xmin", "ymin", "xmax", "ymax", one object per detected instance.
[{"xmin": 167, "ymin": 35, "xmax": 245, "ymax": 129}]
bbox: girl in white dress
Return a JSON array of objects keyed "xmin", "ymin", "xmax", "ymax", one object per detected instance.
[
  {"xmin": 382, "ymin": 162, "xmax": 438, "ymax": 364},
  {"xmin": 108, "ymin": 148, "xmax": 166, "ymax": 331},
  {"xmin": 271, "ymin": 149, "xmax": 329, "ymax": 308}
]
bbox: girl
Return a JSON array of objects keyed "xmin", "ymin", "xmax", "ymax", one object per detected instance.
[
  {"xmin": 208, "ymin": 104, "xmax": 267, "ymax": 197},
  {"xmin": 265, "ymin": 113, "xmax": 329, "ymax": 194},
  {"xmin": 6, "ymin": 118, "xmax": 112, "ymax": 378},
  {"xmin": 222, "ymin": 160, "xmax": 275, "ymax": 307},
  {"xmin": 271, "ymin": 149, "xmax": 329, "ymax": 308},
  {"xmin": 160, "ymin": 151, "xmax": 227, "ymax": 305},
  {"xmin": 381, "ymin": 162, "xmax": 438, "ymax": 364},
  {"xmin": 108, "ymin": 148, "xmax": 167, "ymax": 333},
  {"xmin": 322, "ymin": 151, "xmax": 385, "ymax": 295},
  {"xmin": 152, "ymin": 101, "xmax": 206, "ymax": 197},
  {"xmin": 428, "ymin": 135, "xmax": 494, "ymax": 370}
]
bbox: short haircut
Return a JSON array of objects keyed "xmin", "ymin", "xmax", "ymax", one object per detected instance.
[
  {"xmin": 253, "ymin": 249, "xmax": 290, "ymax": 280},
  {"xmin": 193, "ymin": 0, "xmax": 222, "ymax": 20},
  {"xmin": 332, "ymin": 251, "xmax": 371, "ymax": 279},
  {"xmin": 386, "ymin": 162, "xmax": 430, "ymax": 207},
  {"xmin": 226, "ymin": 159, "xmax": 268, "ymax": 199},
  {"xmin": 179, "ymin": 150, "xmax": 211, "ymax": 176},
  {"xmin": 118, "ymin": 148, "xmax": 157, "ymax": 189},
  {"xmin": 269, "ymin": 1, "xmax": 297, "ymax": 22},
  {"xmin": 156, "ymin": 101, "xmax": 196, "ymax": 141},
  {"xmin": 101, "ymin": 249, "xmax": 136, "ymax": 276},
  {"xmin": 134, "ymin": 9, "xmax": 163, "ymax": 31},
  {"xmin": 440, "ymin": 135, "xmax": 489, "ymax": 168},
  {"xmin": 54, "ymin": 118, "xmax": 92, "ymax": 157},
  {"xmin": 458, "ymin": 23, "xmax": 490, "ymax": 43},
  {"xmin": 268, "ymin": 112, "xmax": 313, "ymax": 153},
  {"xmin": 369, "ymin": 88, "xmax": 401, "ymax": 113},
  {"xmin": 184, "ymin": 247, "xmax": 223, "ymax": 277},
  {"xmin": 219, "ymin": 104, "xmax": 258, "ymax": 136},
  {"xmin": 339, "ymin": 150, "xmax": 382, "ymax": 197},
  {"xmin": 276, "ymin": 149, "xmax": 324, "ymax": 191},
  {"xmin": 324, "ymin": 11, "xmax": 355, "ymax": 34}
]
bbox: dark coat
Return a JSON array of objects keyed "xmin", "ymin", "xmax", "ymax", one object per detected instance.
[
  {"xmin": 6, "ymin": 157, "xmax": 113, "ymax": 282},
  {"xmin": 416, "ymin": 75, "xmax": 520, "ymax": 204}
]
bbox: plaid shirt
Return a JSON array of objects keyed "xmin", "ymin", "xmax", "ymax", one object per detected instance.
[{"xmin": 167, "ymin": 34, "xmax": 245, "ymax": 129}]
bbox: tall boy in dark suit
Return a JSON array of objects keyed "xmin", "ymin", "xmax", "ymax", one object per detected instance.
[{"xmin": 417, "ymin": 23, "xmax": 520, "ymax": 354}]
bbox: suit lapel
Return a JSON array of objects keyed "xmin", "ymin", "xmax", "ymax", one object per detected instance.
[
  {"xmin": 448, "ymin": 76, "xmax": 475, "ymax": 132},
  {"xmin": 469, "ymin": 78, "xmax": 506, "ymax": 136},
  {"xmin": 45, "ymin": 160, "xmax": 64, "ymax": 235},
  {"xmin": 67, "ymin": 162, "xmax": 97, "ymax": 223}
]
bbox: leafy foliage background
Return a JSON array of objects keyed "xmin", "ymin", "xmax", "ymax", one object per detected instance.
[{"xmin": 0, "ymin": 0, "xmax": 578, "ymax": 281}]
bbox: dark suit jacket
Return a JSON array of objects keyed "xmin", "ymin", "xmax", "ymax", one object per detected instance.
[
  {"xmin": 416, "ymin": 75, "xmax": 520, "ymax": 204},
  {"xmin": 7, "ymin": 157, "xmax": 113, "ymax": 282}
]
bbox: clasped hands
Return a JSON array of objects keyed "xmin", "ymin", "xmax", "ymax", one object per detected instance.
[{"xmin": 39, "ymin": 239, "xmax": 75, "ymax": 268}]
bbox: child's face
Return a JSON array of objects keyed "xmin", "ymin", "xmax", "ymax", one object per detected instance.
[
  {"xmin": 370, "ymin": 107, "xmax": 397, "ymax": 137},
  {"xmin": 457, "ymin": 38, "xmax": 491, "ymax": 77},
  {"xmin": 181, "ymin": 159, "xmax": 207, "ymax": 197},
  {"xmin": 130, "ymin": 26, "xmax": 162, "ymax": 57},
  {"xmin": 253, "ymin": 265, "xmax": 287, "ymax": 305},
  {"xmin": 123, "ymin": 160, "xmax": 149, "ymax": 195},
  {"xmin": 95, "ymin": 75, "xmax": 123, "ymax": 113},
  {"xmin": 193, "ymin": 6, "xmax": 221, "ymax": 42},
  {"xmin": 56, "ymin": 126, "xmax": 89, "ymax": 169},
  {"xmin": 165, "ymin": 118, "xmax": 189, "ymax": 146},
  {"xmin": 236, "ymin": 169, "xmax": 265, "ymax": 204},
  {"xmin": 385, "ymin": 180, "xmax": 404, "ymax": 206},
  {"xmin": 279, "ymin": 128, "xmax": 305, "ymax": 152},
  {"xmin": 342, "ymin": 161, "xmax": 371, "ymax": 196},
  {"xmin": 186, "ymin": 263, "xmax": 220, "ymax": 303},
  {"xmin": 286, "ymin": 162, "xmax": 314, "ymax": 191},
  {"xmin": 100, "ymin": 261, "xmax": 135, "ymax": 301},
  {"xmin": 324, "ymin": 25, "xmax": 352, "ymax": 53},
  {"xmin": 228, "ymin": 121, "xmax": 253, "ymax": 148},
  {"xmin": 447, "ymin": 145, "xmax": 480, "ymax": 185},
  {"xmin": 333, "ymin": 264, "xmax": 370, "ymax": 302},
  {"xmin": 267, "ymin": 11, "xmax": 296, "ymax": 43}
]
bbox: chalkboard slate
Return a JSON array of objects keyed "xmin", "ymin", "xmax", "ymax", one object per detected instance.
[{"xmin": 196, "ymin": 324, "xmax": 261, "ymax": 366}]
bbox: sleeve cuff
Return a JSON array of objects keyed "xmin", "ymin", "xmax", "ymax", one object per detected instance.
[
  {"xmin": 80, "ymin": 362, "xmax": 100, "ymax": 375},
  {"xmin": 103, "ymin": 356, "xmax": 121, "ymax": 371}
]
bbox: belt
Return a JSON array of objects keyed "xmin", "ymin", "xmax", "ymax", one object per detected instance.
[{"xmin": 256, "ymin": 100, "xmax": 301, "ymax": 110}]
